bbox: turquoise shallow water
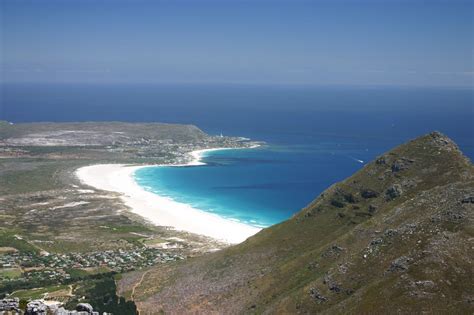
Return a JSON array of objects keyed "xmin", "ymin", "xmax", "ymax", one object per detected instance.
[{"xmin": 134, "ymin": 142, "xmax": 386, "ymax": 228}]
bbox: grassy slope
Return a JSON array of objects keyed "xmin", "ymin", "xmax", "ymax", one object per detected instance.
[{"xmin": 128, "ymin": 132, "xmax": 474, "ymax": 314}]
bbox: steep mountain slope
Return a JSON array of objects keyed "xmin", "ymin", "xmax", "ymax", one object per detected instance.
[{"xmin": 121, "ymin": 132, "xmax": 473, "ymax": 314}]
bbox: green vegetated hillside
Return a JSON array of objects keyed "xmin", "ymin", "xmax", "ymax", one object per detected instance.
[{"xmin": 124, "ymin": 132, "xmax": 474, "ymax": 314}]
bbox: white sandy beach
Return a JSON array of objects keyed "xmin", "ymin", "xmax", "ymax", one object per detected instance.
[{"xmin": 75, "ymin": 148, "xmax": 261, "ymax": 244}]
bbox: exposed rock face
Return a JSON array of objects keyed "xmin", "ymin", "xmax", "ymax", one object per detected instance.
[
  {"xmin": 24, "ymin": 300, "xmax": 98, "ymax": 314},
  {"xmin": 388, "ymin": 256, "xmax": 412, "ymax": 272},
  {"xmin": 429, "ymin": 131, "xmax": 460, "ymax": 152},
  {"xmin": 361, "ymin": 189, "xmax": 379, "ymax": 199},
  {"xmin": 76, "ymin": 303, "xmax": 94, "ymax": 312},
  {"xmin": 26, "ymin": 300, "xmax": 47, "ymax": 315},
  {"xmin": 309, "ymin": 288, "xmax": 328, "ymax": 303},
  {"xmin": 376, "ymin": 156, "xmax": 387, "ymax": 165},
  {"xmin": 391, "ymin": 158, "xmax": 413, "ymax": 172},
  {"xmin": 0, "ymin": 298, "xmax": 20, "ymax": 312},
  {"xmin": 386, "ymin": 184, "xmax": 403, "ymax": 200},
  {"xmin": 122, "ymin": 132, "xmax": 474, "ymax": 314},
  {"xmin": 323, "ymin": 274, "xmax": 343, "ymax": 293},
  {"xmin": 461, "ymin": 196, "xmax": 474, "ymax": 204}
]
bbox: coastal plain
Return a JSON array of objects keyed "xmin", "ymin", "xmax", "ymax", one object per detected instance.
[{"xmin": 0, "ymin": 121, "xmax": 260, "ymax": 310}]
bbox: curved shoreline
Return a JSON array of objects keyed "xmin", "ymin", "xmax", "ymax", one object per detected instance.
[{"xmin": 75, "ymin": 147, "xmax": 262, "ymax": 244}]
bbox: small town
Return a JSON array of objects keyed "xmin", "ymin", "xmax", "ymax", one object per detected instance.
[{"xmin": 0, "ymin": 247, "xmax": 183, "ymax": 284}]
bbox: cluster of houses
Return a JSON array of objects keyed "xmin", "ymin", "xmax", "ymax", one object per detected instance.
[
  {"xmin": 1, "ymin": 247, "xmax": 183, "ymax": 284},
  {"xmin": 105, "ymin": 135, "xmax": 256, "ymax": 162}
]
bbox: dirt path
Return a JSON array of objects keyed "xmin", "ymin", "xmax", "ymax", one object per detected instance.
[
  {"xmin": 67, "ymin": 284, "xmax": 73, "ymax": 296},
  {"xmin": 131, "ymin": 269, "xmax": 152, "ymax": 314}
]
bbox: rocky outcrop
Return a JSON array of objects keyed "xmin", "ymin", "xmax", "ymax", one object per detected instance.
[
  {"xmin": 361, "ymin": 189, "xmax": 379, "ymax": 199},
  {"xmin": 386, "ymin": 184, "xmax": 403, "ymax": 200},
  {"xmin": 309, "ymin": 288, "xmax": 328, "ymax": 303},
  {"xmin": 0, "ymin": 298, "xmax": 20, "ymax": 312},
  {"xmin": 388, "ymin": 256, "xmax": 412, "ymax": 272}
]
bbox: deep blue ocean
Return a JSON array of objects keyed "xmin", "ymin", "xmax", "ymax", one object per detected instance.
[{"xmin": 2, "ymin": 83, "xmax": 473, "ymax": 227}]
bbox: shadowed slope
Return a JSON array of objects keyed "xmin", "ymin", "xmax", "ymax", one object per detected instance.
[{"xmin": 122, "ymin": 132, "xmax": 473, "ymax": 314}]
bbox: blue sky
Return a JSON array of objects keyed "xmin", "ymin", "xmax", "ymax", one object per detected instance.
[{"xmin": 1, "ymin": 0, "xmax": 472, "ymax": 86}]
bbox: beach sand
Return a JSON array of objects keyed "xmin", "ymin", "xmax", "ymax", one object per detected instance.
[{"xmin": 75, "ymin": 148, "xmax": 261, "ymax": 244}]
